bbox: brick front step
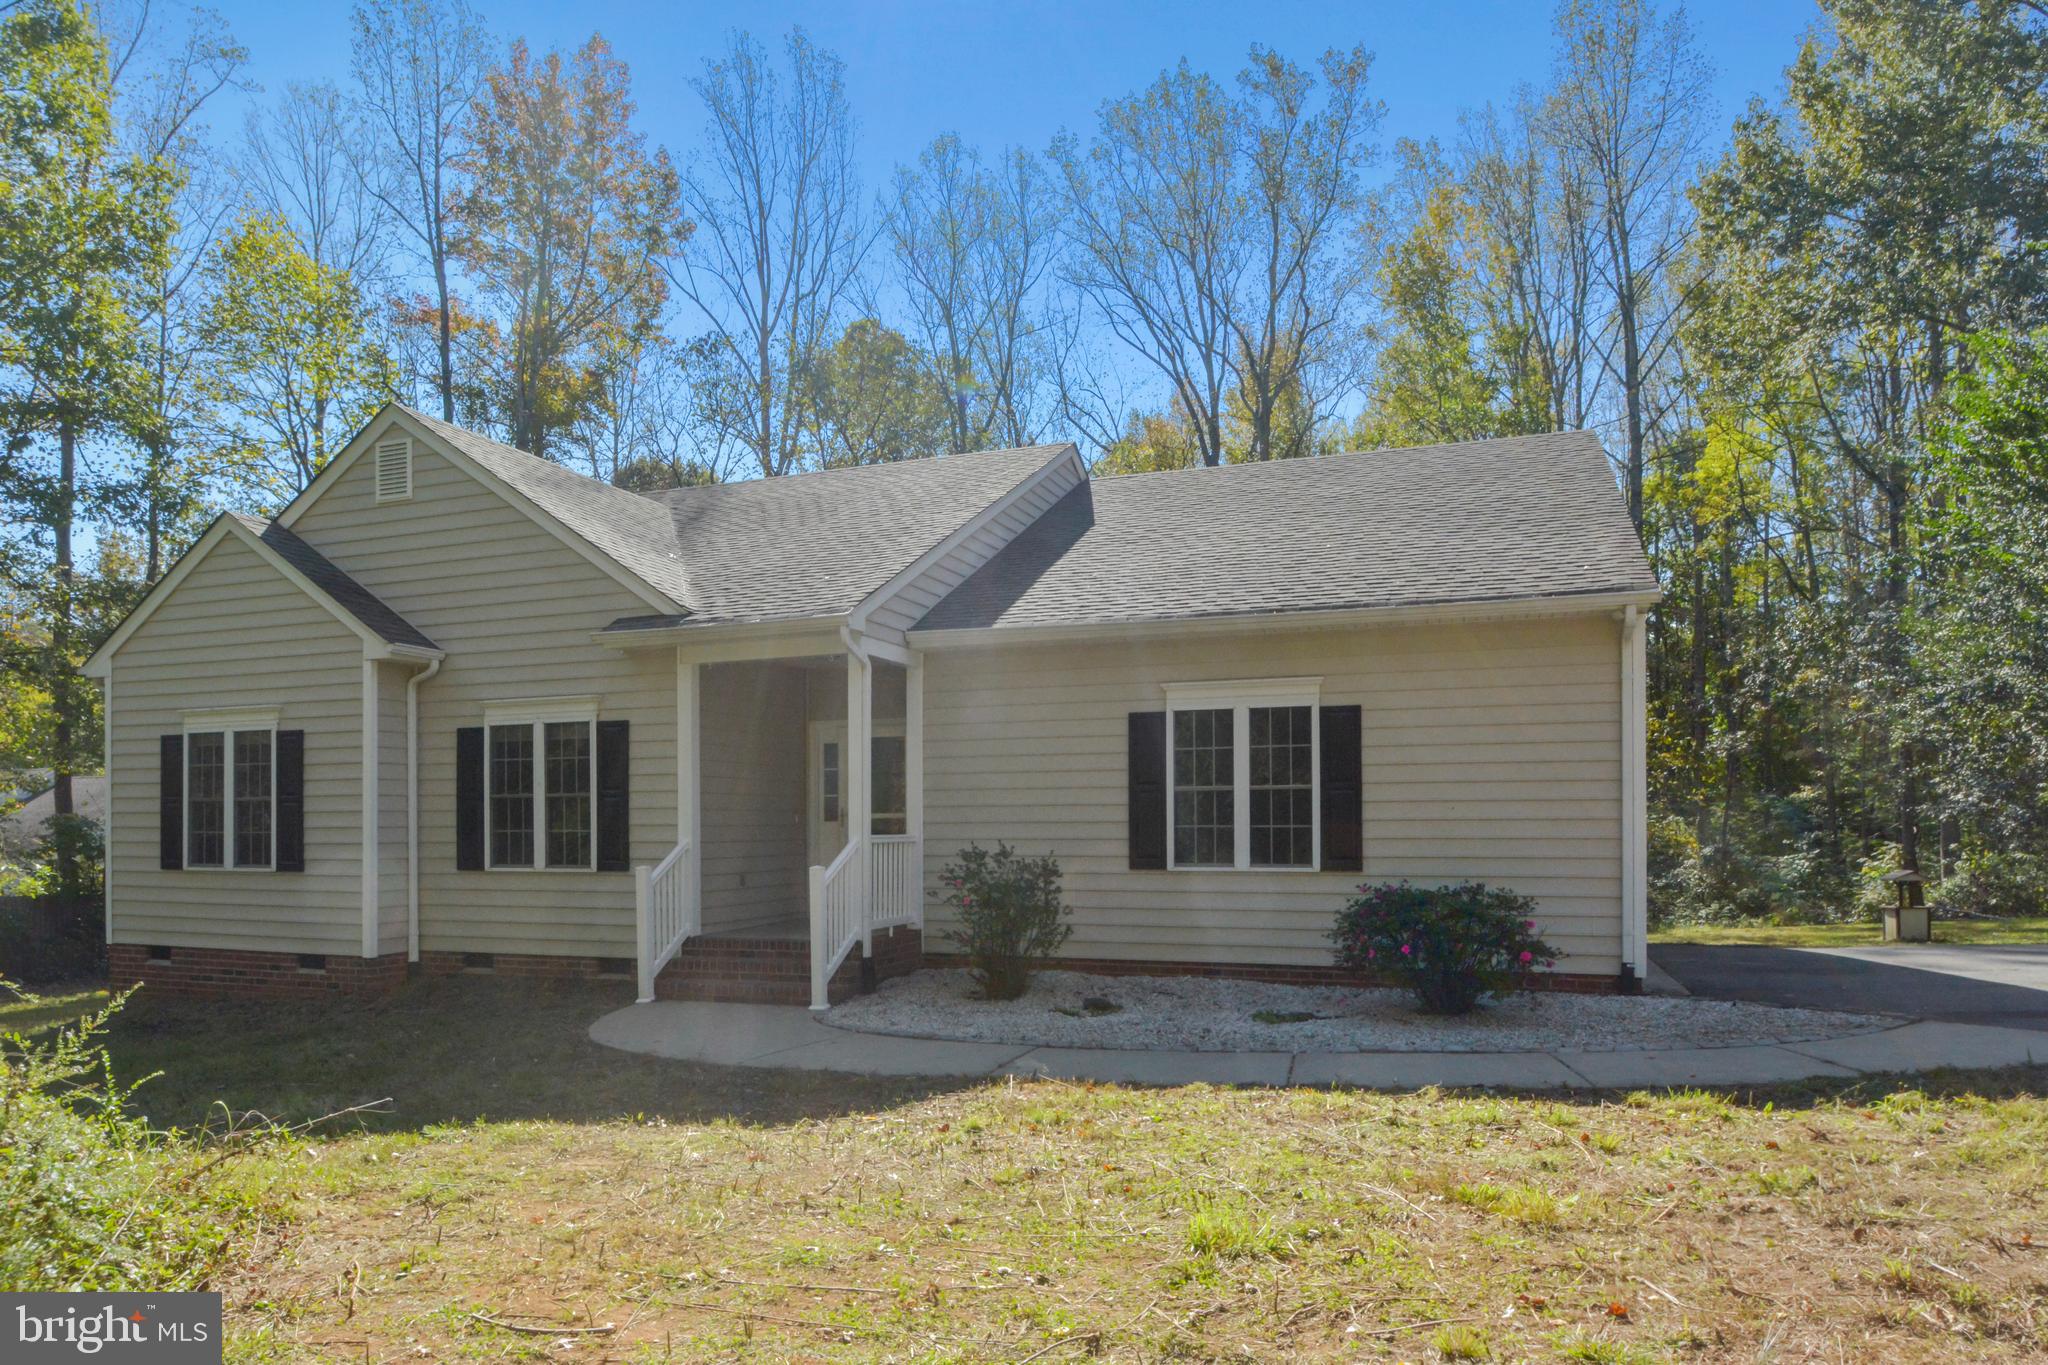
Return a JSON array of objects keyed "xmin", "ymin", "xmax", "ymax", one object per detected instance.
[{"xmin": 656, "ymin": 925, "xmax": 923, "ymax": 1006}]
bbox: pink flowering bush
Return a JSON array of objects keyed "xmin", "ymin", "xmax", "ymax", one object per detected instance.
[
  {"xmin": 1329, "ymin": 881, "xmax": 1558, "ymax": 1014},
  {"xmin": 938, "ymin": 843, "xmax": 1072, "ymax": 1000}
]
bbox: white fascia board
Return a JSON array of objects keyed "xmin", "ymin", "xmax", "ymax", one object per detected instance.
[
  {"xmin": 909, "ymin": 589, "xmax": 1666, "ymax": 652},
  {"xmin": 277, "ymin": 405, "xmax": 681, "ymax": 617},
  {"xmin": 847, "ymin": 444, "xmax": 1084, "ymax": 635}
]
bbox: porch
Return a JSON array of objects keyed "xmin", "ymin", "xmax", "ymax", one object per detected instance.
[{"xmin": 618, "ymin": 632, "xmax": 928, "ymax": 1008}]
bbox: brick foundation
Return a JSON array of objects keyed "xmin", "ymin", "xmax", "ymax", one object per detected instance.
[
  {"xmin": 418, "ymin": 950, "xmax": 636, "ymax": 983},
  {"xmin": 921, "ymin": 951, "xmax": 1621, "ymax": 995},
  {"xmin": 108, "ymin": 943, "xmax": 407, "ymax": 1001}
]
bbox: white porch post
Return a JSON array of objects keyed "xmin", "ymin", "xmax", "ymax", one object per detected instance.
[
  {"xmin": 846, "ymin": 642, "xmax": 872, "ymax": 950},
  {"xmin": 677, "ymin": 649, "xmax": 701, "ymax": 919},
  {"xmin": 907, "ymin": 653, "xmax": 924, "ymax": 929}
]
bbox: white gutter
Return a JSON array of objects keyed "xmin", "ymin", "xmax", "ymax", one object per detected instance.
[{"xmin": 406, "ymin": 656, "xmax": 443, "ymax": 963}]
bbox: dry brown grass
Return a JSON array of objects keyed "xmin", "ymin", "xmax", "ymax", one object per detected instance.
[{"xmin": 16, "ymin": 981, "xmax": 2048, "ymax": 1361}]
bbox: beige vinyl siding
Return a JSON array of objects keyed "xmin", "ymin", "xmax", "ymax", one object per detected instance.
[
  {"xmin": 921, "ymin": 614, "xmax": 1626, "ymax": 975},
  {"xmin": 375, "ymin": 661, "xmax": 409, "ymax": 954},
  {"xmin": 699, "ymin": 661, "xmax": 807, "ymax": 932},
  {"xmin": 107, "ymin": 535, "xmax": 363, "ymax": 954},
  {"xmin": 861, "ymin": 461, "xmax": 1082, "ymax": 643},
  {"xmin": 288, "ymin": 441, "xmax": 676, "ymax": 958}
]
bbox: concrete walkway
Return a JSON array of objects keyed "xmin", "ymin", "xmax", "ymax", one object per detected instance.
[{"xmin": 588, "ymin": 1000, "xmax": 2046, "ymax": 1090}]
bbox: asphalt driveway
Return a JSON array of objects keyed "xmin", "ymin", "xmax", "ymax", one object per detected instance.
[{"xmin": 1653, "ymin": 943, "xmax": 2048, "ymax": 1032}]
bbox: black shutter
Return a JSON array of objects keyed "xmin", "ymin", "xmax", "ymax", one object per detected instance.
[
  {"xmin": 455, "ymin": 726, "xmax": 484, "ymax": 870},
  {"xmin": 1320, "ymin": 704, "xmax": 1363, "ymax": 872},
  {"xmin": 596, "ymin": 719, "xmax": 631, "ymax": 872},
  {"xmin": 159, "ymin": 734, "xmax": 183, "ymax": 870},
  {"xmin": 275, "ymin": 729, "xmax": 305, "ymax": 871},
  {"xmin": 1128, "ymin": 711, "xmax": 1167, "ymax": 870}
]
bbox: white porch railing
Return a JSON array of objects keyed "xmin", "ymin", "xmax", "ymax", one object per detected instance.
[
  {"xmin": 635, "ymin": 839, "xmax": 696, "ymax": 1003},
  {"xmin": 808, "ymin": 840, "xmax": 862, "ymax": 1010},
  {"xmin": 868, "ymin": 834, "xmax": 920, "ymax": 931}
]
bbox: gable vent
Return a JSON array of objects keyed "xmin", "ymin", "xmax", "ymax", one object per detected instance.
[{"xmin": 373, "ymin": 437, "xmax": 413, "ymax": 503}]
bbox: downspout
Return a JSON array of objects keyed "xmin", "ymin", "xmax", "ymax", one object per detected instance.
[{"xmin": 406, "ymin": 657, "xmax": 442, "ymax": 963}]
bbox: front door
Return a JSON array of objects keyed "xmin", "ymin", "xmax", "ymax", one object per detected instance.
[{"xmin": 807, "ymin": 720, "xmax": 909, "ymax": 866}]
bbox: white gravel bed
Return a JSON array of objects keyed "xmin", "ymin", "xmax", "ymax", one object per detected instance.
[{"xmin": 824, "ymin": 969, "xmax": 1894, "ymax": 1054}]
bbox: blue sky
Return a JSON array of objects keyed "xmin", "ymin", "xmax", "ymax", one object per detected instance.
[{"xmin": 200, "ymin": 0, "xmax": 1818, "ymax": 192}]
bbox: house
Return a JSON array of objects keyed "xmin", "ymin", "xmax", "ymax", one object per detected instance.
[{"xmin": 82, "ymin": 406, "xmax": 1659, "ymax": 1007}]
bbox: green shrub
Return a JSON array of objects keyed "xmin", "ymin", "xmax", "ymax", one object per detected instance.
[
  {"xmin": 0, "ymin": 982, "xmax": 244, "ymax": 1290},
  {"xmin": 1930, "ymin": 849, "xmax": 2048, "ymax": 918},
  {"xmin": 1329, "ymin": 881, "xmax": 1558, "ymax": 1014},
  {"xmin": 938, "ymin": 843, "xmax": 1071, "ymax": 1000}
]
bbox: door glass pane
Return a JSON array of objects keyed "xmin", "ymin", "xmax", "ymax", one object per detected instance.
[
  {"xmin": 872, "ymin": 736, "xmax": 907, "ymax": 835},
  {"xmin": 543, "ymin": 721, "xmax": 592, "ymax": 868},
  {"xmin": 1172, "ymin": 708, "xmax": 1233, "ymax": 865},
  {"xmin": 187, "ymin": 731, "xmax": 225, "ymax": 867},
  {"xmin": 488, "ymin": 724, "xmax": 534, "ymax": 867},
  {"xmin": 233, "ymin": 730, "xmax": 273, "ymax": 867},
  {"xmin": 821, "ymin": 741, "xmax": 840, "ymax": 822}
]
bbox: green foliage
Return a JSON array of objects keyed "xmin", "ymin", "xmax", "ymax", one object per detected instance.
[
  {"xmin": 804, "ymin": 318, "xmax": 952, "ymax": 467},
  {"xmin": 0, "ymin": 982, "xmax": 240, "ymax": 1290},
  {"xmin": 1930, "ymin": 850, "xmax": 2048, "ymax": 920},
  {"xmin": 1330, "ymin": 882, "xmax": 1558, "ymax": 1015},
  {"xmin": 937, "ymin": 843, "xmax": 1072, "ymax": 1001},
  {"xmin": 199, "ymin": 212, "xmax": 396, "ymax": 499}
]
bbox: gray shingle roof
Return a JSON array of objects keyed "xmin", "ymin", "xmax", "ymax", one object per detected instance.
[
  {"xmin": 229, "ymin": 512, "xmax": 440, "ymax": 650},
  {"xmin": 397, "ymin": 406, "xmax": 1073, "ymax": 626},
  {"xmin": 398, "ymin": 406, "xmax": 697, "ymax": 607},
  {"xmin": 640, "ymin": 444, "xmax": 1075, "ymax": 626},
  {"xmin": 912, "ymin": 431, "xmax": 1659, "ymax": 633}
]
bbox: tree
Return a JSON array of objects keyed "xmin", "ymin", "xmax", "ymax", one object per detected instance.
[
  {"xmin": 671, "ymin": 28, "xmax": 867, "ymax": 477},
  {"xmin": 1545, "ymin": 0, "xmax": 1713, "ymax": 529},
  {"xmin": 1092, "ymin": 406, "xmax": 1203, "ymax": 476},
  {"xmin": 451, "ymin": 33, "xmax": 684, "ymax": 459},
  {"xmin": 887, "ymin": 136, "xmax": 1062, "ymax": 452},
  {"xmin": 199, "ymin": 213, "xmax": 396, "ymax": 498},
  {"xmin": 241, "ymin": 81, "xmax": 390, "ymax": 284},
  {"xmin": 0, "ymin": 0, "xmax": 174, "ymax": 886},
  {"xmin": 803, "ymin": 318, "xmax": 951, "ymax": 467},
  {"xmin": 351, "ymin": 0, "xmax": 490, "ymax": 422},
  {"xmin": 1054, "ymin": 45, "xmax": 1380, "ymax": 465}
]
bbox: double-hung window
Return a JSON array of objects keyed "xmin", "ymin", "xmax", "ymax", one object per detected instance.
[
  {"xmin": 484, "ymin": 699, "xmax": 596, "ymax": 870},
  {"xmin": 1163, "ymin": 680, "xmax": 1320, "ymax": 871},
  {"xmin": 184, "ymin": 710, "xmax": 277, "ymax": 869}
]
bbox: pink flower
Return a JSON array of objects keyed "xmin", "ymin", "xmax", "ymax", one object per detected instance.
[
  {"xmin": 1366, "ymin": 949, "xmax": 1375, "ymax": 960},
  {"xmin": 1519, "ymin": 951, "xmax": 1534, "ymax": 964},
  {"xmin": 1522, "ymin": 920, "xmax": 1535, "ymax": 931},
  {"xmin": 1399, "ymin": 944, "xmax": 1412, "ymax": 956}
]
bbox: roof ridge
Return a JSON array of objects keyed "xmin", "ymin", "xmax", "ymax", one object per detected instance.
[
  {"xmin": 1090, "ymin": 430, "xmax": 1601, "ymax": 486},
  {"xmin": 657, "ymin": 442, "xmax": 1075, "ymax": 502}
]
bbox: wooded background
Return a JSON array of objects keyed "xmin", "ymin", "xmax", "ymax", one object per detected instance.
[{"xmin": 4, "ymin": 0, "xmax": 2044, "ymax": 926}]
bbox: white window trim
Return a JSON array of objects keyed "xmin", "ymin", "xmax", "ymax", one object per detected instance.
[
  {"xmin": 182, "ymin": 710, "xmax": 280, "ymax": 871},
  {"xmin": 482, "ymin": 698, "xmax": 599, "ymax": 872},
  {"xmin": 1162, "ymin": 678, "xmax": 1322, "ymax": 873}
]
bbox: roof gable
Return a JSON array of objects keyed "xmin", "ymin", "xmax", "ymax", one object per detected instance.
[{"xmin": 84, "ymin": 512, "xmax": 440, "ymax": 677}]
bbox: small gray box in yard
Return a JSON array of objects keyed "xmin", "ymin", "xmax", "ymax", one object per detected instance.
[{"xmin": 2, "ymin": 1293, "xmax": 221, "ymax": 1362}]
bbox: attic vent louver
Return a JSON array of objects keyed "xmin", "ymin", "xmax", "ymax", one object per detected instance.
[{"xmin": 374, "ymin": 437, "xmax": 412, "ymax": 503}]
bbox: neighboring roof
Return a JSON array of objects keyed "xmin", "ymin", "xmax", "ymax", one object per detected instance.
[
  {"xmin": 395, "ymin": 406, "xmax": 697, "ymax": 608},
  {"xmin": 224, "ymin": 513, "xmax": 440, "ymax": 651},
  {"xmin": 2, "ymin": 777, "xmax": 106, "ymax": 855},
  {"xmin": 914, "ymin": 431, "xmax": 1659, "ymax": 633},
  {"xmin": 635, "ymin": 444, "xmax": 1078, "ymax": 627}
]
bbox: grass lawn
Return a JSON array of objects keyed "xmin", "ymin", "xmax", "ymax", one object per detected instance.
[
  {"xmin": 8, "ymin": 978, "xmax": 2048, "ymax": 1362},
  {"xmin": 1651, "ymin": 915, "xmax": 2048, "ymax": 948}
]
